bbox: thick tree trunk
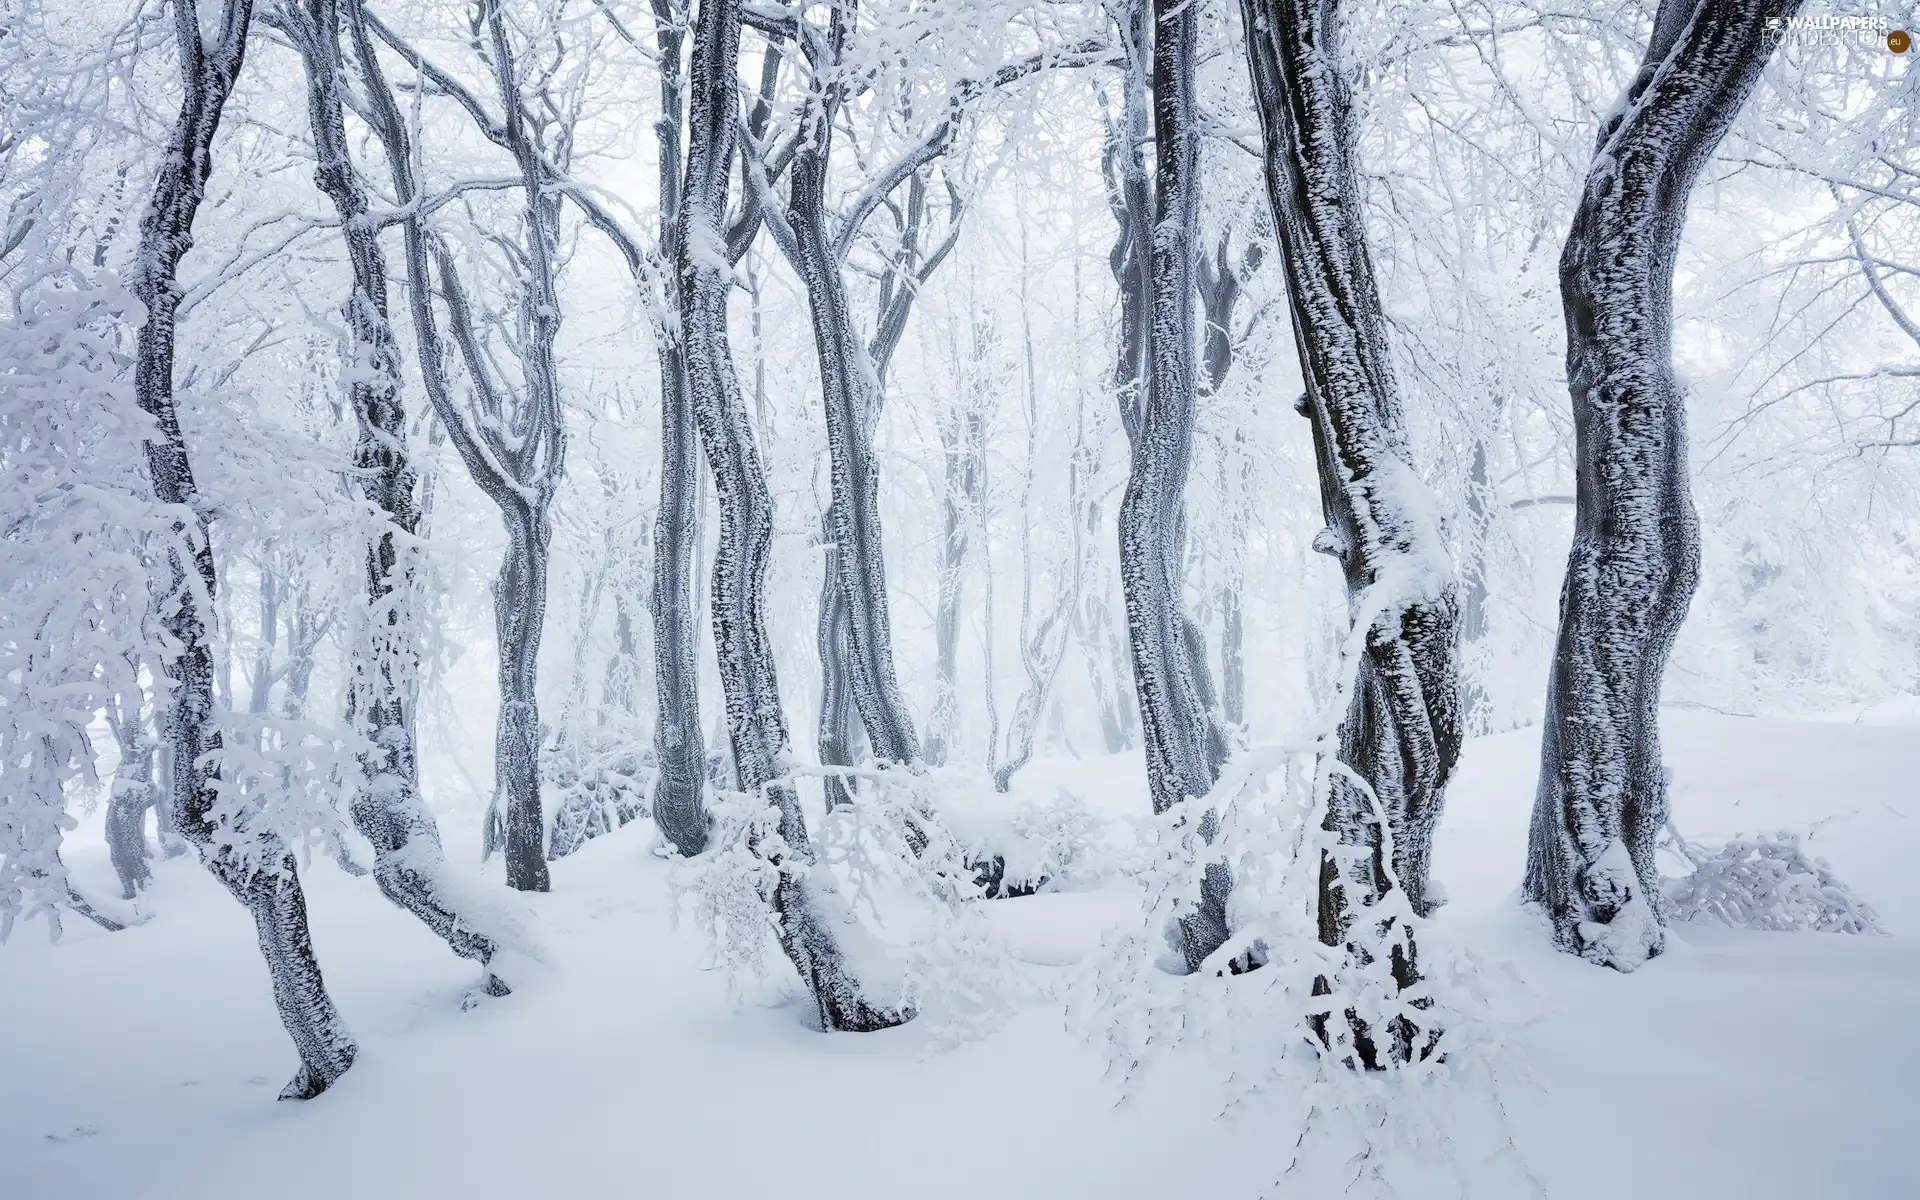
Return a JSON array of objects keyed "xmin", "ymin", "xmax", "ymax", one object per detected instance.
[
  {"xmin": 132, "ymin": 0, "xmax": 355, "ymax": 1099},
  {"xmin": 1525, "ymin": 0, "xmax": 1798, "ymax": 970},
  {"xmin": 1242, "ymin": 0, "xmax": 1466, "ymax": 1065},
  {"xmin": 680, "ymin": 0, "xmax": 907, "ymax": 1032},
  {"xmin": 1113, "ymin": 0, "xmax": 1229, "ymax": 971}
]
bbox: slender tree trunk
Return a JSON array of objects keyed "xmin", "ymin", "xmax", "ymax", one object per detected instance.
[
  {"xmin": 1525, "ymin": 0, "xmax": 1798, "ymax": 970},
  {"xmin": 132, "ymin": 0, "xmax": 355, "ymax": 1100},
  {"xmin": 492, "ymin": 499, "xmax": 552, "ymax": 889},
  {"xmin": 104, "ymin": 657, "xmax": 159, "ymax": 898},
  {"xmin": 1197, "ymin": 238, "xmax": 1258, "ymax": 732},
  {"xmin": 1242, "ymin": 0, "xmax": 1466, "ymax": 1065},
  {"xmin": 679, "ymin": 0, "xmax": 907, "ymax": 1032},
  {"xmin": 779, "ymin": 21, "xmax": 923, "ymax": 783},
  {"xmin": 1113, "ymin": 0, "xmax": 1229, "ymax": 972},
  {"xmin": 648, "ymin": 0, "xmax": 711, "ymax": 858},
  {"xmin": 287, "ymin": 0, "xmax": 508, "ymax": 981}
]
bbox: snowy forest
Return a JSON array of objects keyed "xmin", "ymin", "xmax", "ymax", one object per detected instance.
[{"xmin": 2, "ymin": 0, "xmax": 1915, "ymax": 1195}]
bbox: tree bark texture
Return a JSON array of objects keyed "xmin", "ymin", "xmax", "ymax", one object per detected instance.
[
  {"xmin": 647, "ymin": 0, "xmax": 712, "ymax": 858},
  {"xmin": 680, "ymin": 0, "xmax": 908, "ymax": 1032},
  {"xmin": 286, "ymin": 0, "xmax": 509, "ymax": 984},
  {"xmin": 1242, "ymin": 0, "xmax": 1467, "ymax": 1062},
  {"xmin": 132, "ymin": 0, "xmax": 356, "ymax": 1099},
  {"xmin": 1525, "ymin": 0, "xmax": 1800, "ymax": 970},
  {"xmin": 1113, "ymin": 0, "xmax": 1230, "ymax": 971}
]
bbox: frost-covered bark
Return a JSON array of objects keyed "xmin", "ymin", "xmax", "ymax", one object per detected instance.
[
  {"xmin": 647, "ymin": 0, "xmax": 710, "ymax": 858},
  {"xmin": 1112, "ymin": 0, "xmax": 1229, "ymax": 970},
  {"xmin": 131, "ymin": 0, "xmax": 356, "ymax": 1099},
  {"xmin": 283, "ymin": 0, "xmax": 506, "ymax": 983},
  {"xmin": 1242, "ymin": 0, "xmax": 1466, "ymax": 1061},
  {"xmin": 1526, "ymin": 0, "xmax": 1800, "ymax": 970},
  {"xmin": 763, "ymin": 5, "xmax": 925, "ymax": 786},
  {"xmin": 351, "ymin": 0, "xmax": 565, "ymax": 891},
  {"xmin": 680, "ymin": 0, "xmax": 906, "ymax": 1032},
  {"xmin": 104, "ymin": 661, "xmax": 159, "ymax": 898}
]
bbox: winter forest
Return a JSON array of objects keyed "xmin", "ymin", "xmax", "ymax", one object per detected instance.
[{"xmin": 2, "ymin": 0, "xmax": 1916, "ymax": 1194}]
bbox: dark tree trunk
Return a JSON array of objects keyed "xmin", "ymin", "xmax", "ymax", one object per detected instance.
[
  {"xmin": 647, "ymin": 0, "xmax": 712, "ymax": 858},
  {"xmin": 132, "ymin": 0, "xmax": 356, "ymax": 1099},
  {"xmin": 1113, "ymin": 0, "xmax": 1230, "ymax": 972},
  {"xmin": 285, "ymin": 0, "xmax": 509, "ymax": 986},
  {"xmin": 777, "ymin": 9, "xmax": 924, "ymax": 784},
  {"xmin": 1525, "ymin": 0, "xmax": 1799, "ymax": 970},
  {"xmin": 679, "ymin": 0, "xmax": 908, "ymax": 1032},
  {"xmin": 354, "ymin": 1, "xmax": 565, "ymax": 893},
  {"xmin": 1242, "ymin": 0, "xmax": 1466, "ymax": 1066}
]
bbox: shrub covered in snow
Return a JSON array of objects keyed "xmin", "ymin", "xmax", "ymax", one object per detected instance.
[
  {"xmin": 1663, "ymin": 827, "xmax": 1885, "ymax": 935},
  {"xmin": 936, "ymin": 782, "xmax": 1113, "ymax": 897}
]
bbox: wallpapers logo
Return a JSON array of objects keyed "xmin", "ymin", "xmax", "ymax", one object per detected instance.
[{"xmin": 1761, "ymin": 12, "xmax": 1907, "ymax": 49}]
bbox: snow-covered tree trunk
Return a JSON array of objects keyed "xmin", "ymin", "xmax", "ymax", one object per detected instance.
[
  {"xmin": 352, "ymin": 0, "xmax": 566, "ymax": 892},
  {"xmin": 647, "ymin": 0, "xmax": 711, "ymax": 858},
  {"xmin": 1241, "ymin": 0, "xmax": 1466, "ymax": 1060},
  {"xmin": 679, "ymin": 0, "xmax": 907, "ymax": 1032},
  {"xmin": 131, "ymin": 0, "xmax": 356, "ymax": 1099},
  {"xmin": 104, "ymin": 658, "xmax": 159, "ymax": 898},
  {"xmin": 1113, "ymin": 0, "xmax": 1230, "ymax": 970},
  {"xmin": 1525, "ymin": 0, "xmax": 1800, "ymax": 970},
  {"xmin": 285, "ymin": 0, "xmax": 510, "ymax": 986},
  {"xmin": 779, "ymin": 13, "xmax": 924, "ymax": 782}
]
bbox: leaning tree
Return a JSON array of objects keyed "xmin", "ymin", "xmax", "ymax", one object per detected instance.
[
  {"xmin": 1240, "ymin": 0, "xmax": 1467, "ymax": 1064},
  {"xmin": 678, "ymin": 0, "xmax": 909, "ymax": 1032},
  {"xmin": 1525, "ymin": 0, "xmax": 1803, "ymax": 970},
  {"xmin": 130, "ymin": 0, "xmax": 357, "ymax": 1098}
]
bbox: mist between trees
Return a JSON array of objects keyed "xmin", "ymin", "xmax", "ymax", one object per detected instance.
[{"xmin": 1, "ymin": 0, "xmax": 1909, "ymax": 1116}]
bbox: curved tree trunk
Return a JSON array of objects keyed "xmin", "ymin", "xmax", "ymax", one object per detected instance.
[
  {"xmin": 1525, "ymin": 0, "xmax": 1798, "ymax": 971},
  {"xmin": 1242, "ymin": 0, "xmax": 1466, "ymax": 1066},
  {"xmin": 680, "ymin": 0, "xmax": 907, "ymax": 1032},
  {"xmin": 647, "ymin": 0, "xmax": 711, "ymax": 858},
  {"xmin": 132, "ymin": 0, "xmax": 355, "ymax": 1100},
  {"xmin": 1113, "ymin": 0, "xmax": 1229, "ymax": 971},
  {"xmin": 783, "ymin": 56, "xmax": 923, "ymax": 783},
  {"xmin": 286, "ymin": 0, "xmax": 509, "ymax": 987},
  {"xmin": 104, "ymin": 661, "xmax": 158, "ymax": 898}
]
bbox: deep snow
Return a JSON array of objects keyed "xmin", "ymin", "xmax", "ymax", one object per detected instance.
[{"xmin": 2, "ymin": 709, "xmax": 1915, "ymax": 1198}]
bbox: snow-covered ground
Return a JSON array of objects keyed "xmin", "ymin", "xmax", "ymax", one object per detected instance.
[{"xmin": 3, "ymin": 710, "xmax": 1915, "ymax": 1199}]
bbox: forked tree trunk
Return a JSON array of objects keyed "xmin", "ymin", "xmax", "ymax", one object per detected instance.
[
  {"xmin": 1526, "ymin": 0, "xmax": 1799, "ymax": 970},
  {"xmin": 679, "ymin": 0, "xmax": 908, "ymax": 1032},
  {"xmin": 1113, "ymin": 0, "xmax": 1230, "ymax": 971},
  {"xmin": 776, "ymin": 9, "xmax": 924, "ymax": 789},
  {"xmin": 287, "ymin": 0, "xmax": 509, "ymax": 988},
  {"xmin": 1241, "ymin": 0, "xmax": 1466, "ymax": 1066},
  {"xmin": 132, "ymin": 0, "xmax": 355, "ymax": 1099}
]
